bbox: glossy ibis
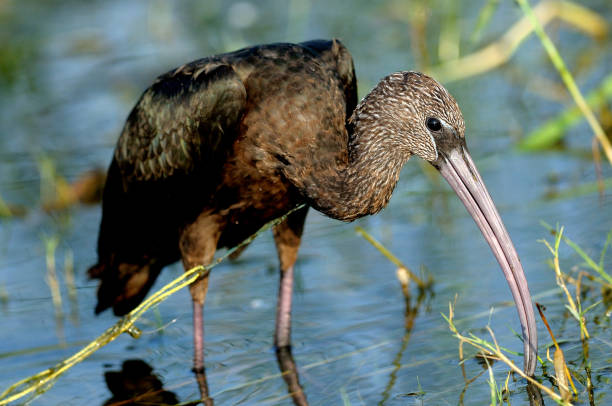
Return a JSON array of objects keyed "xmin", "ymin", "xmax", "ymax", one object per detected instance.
[{"xmin": 89, "ymin": 39, "xmax": 538, "ymax": 398}]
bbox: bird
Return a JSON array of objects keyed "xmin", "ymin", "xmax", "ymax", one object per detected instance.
[{"xmin": 89, "ymin": 39, "xmax": 538, "ymax": 401}]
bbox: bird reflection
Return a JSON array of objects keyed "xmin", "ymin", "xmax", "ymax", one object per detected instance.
[
  {"xmin": 379, "ymin": 284, "xmax": 431, "ymax": 405},
  {"xmin": 191, "ymin": 345, "xmax": 307, "ymax": 405},
  {"xmin": 103, "ymin": 283, "xmax": 434, "ymax": 406},
  {"xmin": 101, "ymin": 359, "xmax": 180, "ymax": 406},
  {"xmin": 276, "ymin": 346, "xmax": 309, "ymax": 406},
  {"xmin": 527, "ymin": 381, "xmax": 545, "ymax": 406},
  {"xmin": 193, "ymin": 367, "xmax": 213, "ymax": 406}
]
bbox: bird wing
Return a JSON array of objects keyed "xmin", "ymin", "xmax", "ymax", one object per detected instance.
[{"xmin": 115, "ymin": 63, "xmax": 247, "ymax": 182}]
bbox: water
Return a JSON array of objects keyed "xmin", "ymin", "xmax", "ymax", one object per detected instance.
[{"xmin": 1, "ymin": 1, "xmax": 611, "ymax": 404}]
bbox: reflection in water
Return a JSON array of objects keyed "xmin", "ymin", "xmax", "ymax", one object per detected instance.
[
  {"xmin": 102, "ymin": 359, "xmax": 179, "ymax": 406},
  {"xmin": 526, "ymin": 381, "xmax": 545, "ymax": 406},
  {"xmin": 457, "ymin": 340, "xmax": 498, "ymax": 406},
  {"xmin": 191, "ymin": 284, "xmax": 431, "ymax": 406},
  {"xmin": 42, "ymin": 168, "xmax": 106, "ymax": 212},
  {"xmin": 276, "ymin": 346, "xmax": 309, "ymax": 406},
  {"xmin": 194, "ymin": 347, "xmax": 308, "ymax": 406},
  {"xmin": 193, "ymin": 366, "xmax": 213, "ymax": 406},
  {"xmin": 192, "ymin": 346, "xmax": 307, "ymax": 405},
  {"xmin": 379, "ymin": 286, "xmax": 430, "ymax": 405},
  {"xmin": 458, "ymin": 367, "xmax": 487, "ymax": 405}
]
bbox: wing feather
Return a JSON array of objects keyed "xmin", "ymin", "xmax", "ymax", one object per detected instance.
[{"xmin": 115, "ymin": 63, "xmax": 247, "ymax": 181}]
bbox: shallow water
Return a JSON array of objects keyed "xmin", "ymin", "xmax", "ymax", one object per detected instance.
[{"xmin": 1, "ymin": 1, "xmax": 611, "ymax": 405}]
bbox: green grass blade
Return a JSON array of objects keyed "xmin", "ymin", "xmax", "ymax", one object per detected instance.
[
  {"xmin": 563, "ymin": 236, "xmax": 612, "ymax": 285},
  {"xmin": 598, "ymin": 227, "xmax": 612, "ymax": 270},
  {"xmin": 582, "ymin": 300, "xmax": 602, "ymax": 315},
  {"xmin": 564, "ymin": 304, "xmax": 581, "ymax": 322},
  {"xmin": 0, "ymin": 196, "xmax": 11, "ymax": 218},
  {"xmin": 515, "ymin": 0, "xmax": 612, "ymax": 164},
  {"xmin": 469, "ymin": 0, "xmax": 500, "ymax": 45},
  {"xmin": 543, "ymin": 177, "xmax": 612, "ymax": 201},
  {"xmin": 518, "ymin": 73, "xmax": 612, "ymax": 150}
]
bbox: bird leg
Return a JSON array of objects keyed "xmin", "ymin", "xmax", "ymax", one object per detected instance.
[
  {"xmin": 272, "ymin": 207, "xmax": 308, "ymax": 349},
  {"xmin": 191, "ymin": 282, "xmax": 212, "ymax": 406},
  {"xmin": 179, "ymin": 212, "xmax": 222, "ymax": 406},
  {"xmin": 273, "ymin": 207, "xmax": 309, "ymax": 404},
  {"xmin": 275, "ymin": 263, "xmax": 295, "ymax": 348}
]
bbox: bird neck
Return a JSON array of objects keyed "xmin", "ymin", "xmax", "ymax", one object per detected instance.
[{"xmin": 301, "ymin": 118, "xmax": 407, "ymax": 222}]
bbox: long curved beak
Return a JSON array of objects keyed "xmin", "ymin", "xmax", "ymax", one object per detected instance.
[{"xmin": 434, "ymin": 145, "xmax": 537, "ymax": 376}]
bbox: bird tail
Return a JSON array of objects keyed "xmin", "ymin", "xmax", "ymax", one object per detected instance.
[
  {"xmin": 88, "ymin": 259, "xmax": 163, "ymax": 316},
  {"xmin": 90, "ymin": 158, "xmax": 183, "ymax": 316}
]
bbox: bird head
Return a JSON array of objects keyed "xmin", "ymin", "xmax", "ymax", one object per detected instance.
[{"xmin": 350, "ymin": 71, "xmax": 466, "ymax": 163}]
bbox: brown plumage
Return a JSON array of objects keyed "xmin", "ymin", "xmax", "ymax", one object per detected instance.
[
  {"xmin": 90, "ymin": 39, "xmax": 537, "ymax": 400},
  {"xmin": 89, "ymin": 39, "xmax": 357, "ymax": 312}
]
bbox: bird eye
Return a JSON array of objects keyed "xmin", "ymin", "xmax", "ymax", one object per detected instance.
[{"xmin": 426, "ymin": 117, "xmax": 442, "ymax": 132}]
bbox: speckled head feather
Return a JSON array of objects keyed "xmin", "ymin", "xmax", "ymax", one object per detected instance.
[{"xmin": 349, "ymin": 71, "xmax": 465, "ymax": 163}]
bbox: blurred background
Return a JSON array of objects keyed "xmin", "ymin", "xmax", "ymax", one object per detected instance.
[{"xmin": 0, "ymin": 0, "xmax": 611, "ymax": 404}]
